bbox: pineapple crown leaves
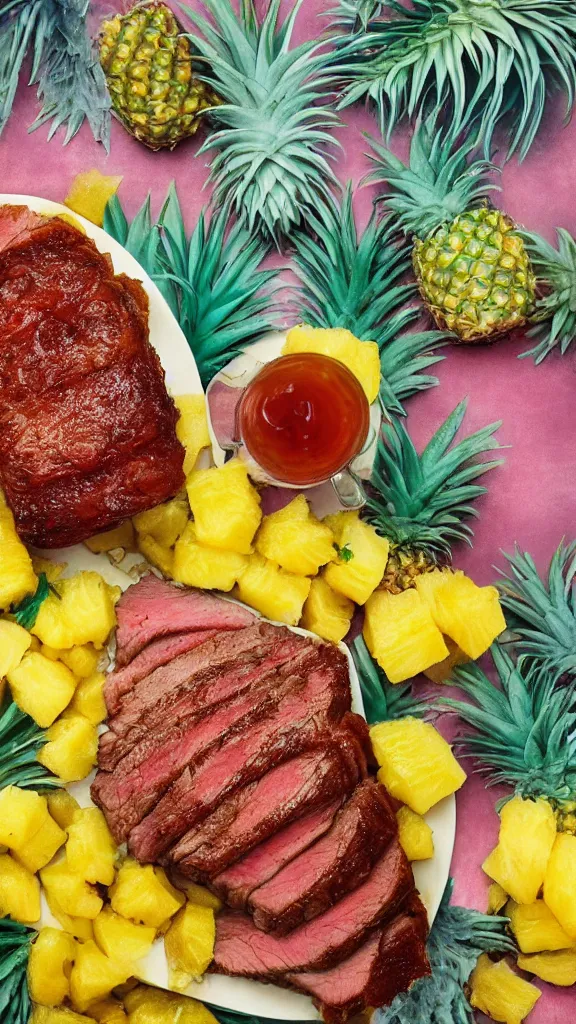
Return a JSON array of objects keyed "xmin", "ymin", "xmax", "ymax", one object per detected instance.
[
  {"xmin": 11, "ymin": 572, "xmax": 49, "ymax": 630},
  {"xmin": 364, "ymin": 398, "xmax": 505, "ymax": 557},
  {"xmin": 352, "ymin": 635, "xmax": 429, "ymax": 724},
  {"xmin": 438, "ymin": 644, "xmax": 576, "ymax": 803},
  {"xmin": 365, "ymin": 119, "xmax": 499, "ymax": 240},
  {"xmin": 0, "ymin": 692, "xmax": 61, "ymax": 790},
  {"xmin": 0, "ymin": 0, "xmax": 110, "ymax": 147},
  {"xmin": 0, "ymin": 919, "xmax": 33, "ymax": 1024},
  {"xmin": 104, "ymin": 184, "xmax": 278, "ymax": 388},
  {"xmin": 179, "ymin": 0, "xmax": 342, "ymax": 242},
  {"xmin": 497, "ymin": 542, "xmax": 576, "ymax": 677},
  {"xmin": 330, "ymin": 0, "xmax": 384, "ymax": 32},
  {"xmin": 378, "ymin": 878, "xmax": 515, "ymax": 1024},
  {"xmin": 519, "ymin": 228, "xmax": 576, "ymax": 364},
  {"xmin": 333, "ymin": 0, "xmax": 576, "ymax": 163}
]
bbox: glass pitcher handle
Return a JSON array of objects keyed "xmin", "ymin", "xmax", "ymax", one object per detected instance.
[{"xmin": 330, "ymin": 467, "xmax": 366, "ymax": 510}]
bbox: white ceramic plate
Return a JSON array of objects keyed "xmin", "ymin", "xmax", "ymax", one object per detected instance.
[{"xmin": 3, "ymin": 196, "xmax": 454, "ymax": 1019}]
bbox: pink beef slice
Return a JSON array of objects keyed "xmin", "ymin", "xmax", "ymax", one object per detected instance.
[
  {"xmin": 288, "ymin": 895, "xmax": 430, "ymax": 1023},
  {"xmin": 212, "ymin": 799, "xmax": 343, "ymax": 911},
  {"xmin": 249, "ymin": 781, "xmax": 397, "ymax": 935},
  {"xmin": 114, "ymin": 575, "xmax": 256, "ymax": 666},
  {"xmin": 210, "ymin": 839, "xmax": 414, "ymax": 975}
]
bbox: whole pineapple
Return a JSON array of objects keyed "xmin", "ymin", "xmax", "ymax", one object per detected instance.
[{"xmin": 99, "ymin": 2, "xmax": 220, "ymax": 150}]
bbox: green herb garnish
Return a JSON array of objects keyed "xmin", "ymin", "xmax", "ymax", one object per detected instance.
[{"xmin": 12, "ymin": 573, "xmax": 49, "ymax": 630}]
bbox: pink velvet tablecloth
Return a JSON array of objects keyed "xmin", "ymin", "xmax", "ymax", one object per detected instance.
[{"xmin": 2, "ymin": 2, "xmax": 576, "ymax": 1019}]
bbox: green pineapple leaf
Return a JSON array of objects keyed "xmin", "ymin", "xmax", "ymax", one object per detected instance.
[
  {"xmin": 179, "ymin": 0, "xmax": 341, "ymax": 242},
  {"xmin": 11, "ymin": 573, "xmax": 48, "ymax": 630},
  {"xmin": 0, "ymin": 0, "xmax": 110, "ymax": 147},
  {"xmin": 497, "ymin": 542, "xmax": 576, "ymax": 677},
  {"xmin": 0, "ymin": 693, "xmax": 61, "ymax": 790},
  {"xmin": 439, "ymin": 644, "xmax": 576, "ymax": 804},
  {"xmin": 365, "ymin": 399, "xmax": 505, "ymax": 558},
  {"xmin": 379, "ymin": 878, "xmax": 515, "ymax": 1024},
  {"xmin": 0, "ymin": 919, "xmax": 33, "ymax": 1024},
  {"xmin": 333, "ymin": 0, "xmax": 576, "ymax": 162},
  {"xmin": 520, "ymin": 228, "xmax": 576, "ymax": 364},
  {"xmin": 330, "ymin": 0, "xmax": 384, "ymax": 31},
  {"xmin": 352, "ymin": 635, "xmax": 429, "ymax": 724}
]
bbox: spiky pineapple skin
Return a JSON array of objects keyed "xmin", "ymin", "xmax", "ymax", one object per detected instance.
[
  {"xmin": 99, "ymin": 2, "xmax": 219, "ymax": 151},
  {"xmin": 379, "ymin": 547, "xmax": 438, "ymax": 595},
  {"xmin": 414, "ymin": 207, "xmax": 536, "ymax": 343}
]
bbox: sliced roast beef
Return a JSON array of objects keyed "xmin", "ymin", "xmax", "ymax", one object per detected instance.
[
  {"xmin": 288, "ymin": 896, "xmax": 430, "ymax": 1023},
  {"xmin": 249, "ymin": 781, "xmax": 397, "ymax": 935},
  {"xmin": 211, "ymin": 839, "xmax": 413, "ymax": 975},
  {"xmin": 213, "ymin": 800, "xmax": 342, "ymax": 910},
  {"xmin": 114, "ymin": 575, "xmax": 256, "ymax": 666}
]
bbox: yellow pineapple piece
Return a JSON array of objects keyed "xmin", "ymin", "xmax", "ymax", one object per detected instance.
[
  {"xmin": 470, "ymin": 954, "xmax": 541, "ymax": 1024},
  {"xmin": 85, "ymin": 522, "xmax": 135, "ymax": 555},
  {"xmin": 70, "ymin": 939, "xmax": 132, "ymax": 1011},
  {"xmin": 487, "ymin": 883, "xmax": 509, "ymax": 915},
  {"xmin": 324, "ymin": 512, "xmax": 389, "ymax": 605},
  {"xmin": 0, "ymin": 785, "xmax": 48, "ymax": 850},
  {"xmin": 283, "ymin": 325, "xmax": 380, "ymax": 403},
  {"xmin": 506, "ymin": 899, "xmax": 573, "ymax": 953},
  {"xmin": 86, "ymin": 999, "xmax": 128, "ymax": 1024},
  {"xmin": 423, "ymin": 636, "xmax": 469, "ymax": 684},
  {"xmin": 30, "ymin": 1006, "xmax": 94, "ymax": 1024},
  {"xmin": 7, "ymin": 651, "xmax": 76, "ymax": 727},
  {"xmin": 173, "ymin": 522, "xmax": 248, "ymax": 591},
  {"xmin": 45, "ymin": 890, "xmax": 95, "ymax": 942},
  {"xmin": 13, "ymin": 812, "xmax": 66, "ymax": 873},
  {"xmin": 256, "ymin": 495, "xmax": 335, "ymax": 576},
  {"xmin": 47, "ymin": 790, "xmax": 80, "ymax": 830},
  {"xmin": 300, "ymin": 576, "xmax": 354, "ymax": 643},
  {"xmin": 396, "ymin": 806, "xmax": 434, "ymax": 861},
  {"xmin": 93, "ymin": 906, "xmax": 156, "ymax": 963},
  {"xmin": 164, "ymin": 903, "xmax": 216, "ymax": 991},
  {"xmin": 517, "ymin": 947, "xmax": 576, "ymax": 986},
  {"xmin": 543, "ymin": 832, "xmax": 576, "ymax": 938},
  {"xmin": 370, "ymin": 717, "xmax": 466, "ymax": 814},
  {"xmin": 66, "ymin": 807, "xmax": 117, "ymax": 886},
  {"xmin": 483, "ymin": 796, "xmax": 557, "ymax": 905},
  {"xmin": 416, "ymin": 568, "xmax": 506, "ymax": 660},
  {"xmin": 69, "ymin": 672, "xmax": 107, "ymax": 725},
  {"xmin": 0, "ymin": 851, "xmax": 40, "ymax": 921},
  {"xmin": 0, "ymin": 489, "xmax": 37, "ymax": 609},
  {"xmin": 28, "ymin": 927, "xmax": 76, "ymax": 1006},
  {"xmin": 0, "ymin": 620, "xmax": 32, "ymax": 677},
  {"xmin": 363, "ymin": 589, "xmax": 449, "ymax": 683},
  {"xmin": 133, "ymin": 498, "xmax": 189, "ymax": 548},
  {"xmin": 64, "ymin": 169, "xmax": 123, "ymax": 227},
  {"xmin": 187, "ymin": 458, "xmax": 262, "ymax": 554},
  {"xmin": 110, "ymin": 859, "xmax": 185, "ymax": 929},
  {"xmin": 31, "ymin": 557, "xmax": 66, "ymax": 584},
  {"xmin": 179, "ymin": 881, "xmax": 222, "ymax": 911},
  {"xmin": 60, "ymin": 645, "xmax": 100, "ymax": 679},
  {"xmin": 41, "ymin": 857, "xmax": 103, "ymax": 919},
  {"xmin": 38, "ymin": 713, "xmax": 98, "ymax": 782},
  {"xmin": 33, "ymin": 571, "xmax": 117, "ymax": 650},
  {"xmin": 137, "ymin": 535, "xmax": 174, "ymax": 577},
  {"xmin": 235, "ymin": 553, "xmax": 311, "ymax": 625},
  {"xmin": 175, "ymin": 393, "xmax": 211, "ymax": 475},
  {"xmin": 124, "ymin": 984, "xmax": 219, "ymax": 1024}
]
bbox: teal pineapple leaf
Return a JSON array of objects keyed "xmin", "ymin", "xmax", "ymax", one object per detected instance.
[
  {"xmin": 0, "ymin": 919, "xmax": 33, "ymax": 1024},
  {"xmin": 11, "ymin": 573, "xmax": 48, "ymax": 630},
  {"xmin": 520, "ymin": 228, "xmax": 576, "ymax": 364},
  {"xmin": 0, "ymin": 693, "xmax": 61, "ymax": 790}
]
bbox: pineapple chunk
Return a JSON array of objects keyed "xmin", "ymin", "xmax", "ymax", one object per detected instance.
[
  {"xmin": 396, "ymin": 806, "xmax": 434, "ymax": 861},
  {"xmin": 416, "ymin": 569, "xmax": 506, "ymax": 660},
  {"xmin": 506, "ymin": 899, "xmax": 573, "ymax": 953},
  {"xmin": 423, "ymin": 636, "xmax": 469, "ymax": 684},
  {"xmin": 66, "ymin": 808, "xmax": 117, "ymax": 886},
  {"xmin": 543, "ymin": 832, "xmax": 576, "ymax": 938},
  {"xmin": 124, "ymin": 984, "xmax": 219, "ymax": 1024},
  {"xmin": 7, "ymin": 651, "xmax": 76, "ymax": 727},
  {"xmin": 0, "ymin": 852, "xmax": 40, "ymax": 921},
  {"xmin": 137, "ymin": 535, "xmax": 174, "ymax": 577},
  {"xmin": 33, "ymin": 572, "xmax": 117, "ymax": 650},
  {"xmin": 483, "ymin": 796, "xmax": 557, "ymax": 905},
  {"xmin": 13, "ymin": 812, "xmax": 66, "ymax": 873},
  {"xmin": 45, "ymin": 890, "xmax": 95, "ymax": 942},
  {"xmin": 487, "ymin": 883, "xmax": 509, "ymax": 915},
  {"xmin": 235, "ymin": 553, "xmax": 311, "ymax": 625},
  {"xmin": 469, "ymin": 954, "xmax": 541, "ymax": 1024},
  {"xmin": 187, "ymin": 458, "xmax": 261, "ymax": 554},
  {"xmin": 173, "ymin": 522, "xmax": 248, "ymax": 591},
  {"xmin": 175, "ymin": 393, "xmax": 211, "ymax": 476},
  {"xmin": 0, "ymin": 620, "xmax": 32, "ymax": 676},
  {"xmin": 324, "ymin": 512, "xmax": 389, "ymax": 605},
  {"xmin": 256, "ymin": 495, "xmax": 335, "ymax": 576},
  {"xmin": 70, "ymin": 939, "xmax": 132, "ymax": 1011},
  {"xmin": 164, "ymin": 903, "xmax": 216, "ymax": 990},
  {"xmin": 64, "ymin": 169, "xmax": 123, "ymax": 227},
  {"xmin": 134, "ymin": 498, "xmax": 189, "ymax": 548},
  {"xmin": 60, "ymin": 645, "xmax": 100, "ymax": 679},
  {"xmin": 86, "ymin": 999, "xmax": 128, "ymax": 1024},
  {"xmin": 28, "ymin": 927, "xmax": 76, "ymax": 1006},
  {"xmin": 363, "ymin": 589, "xmax": 449, "ymax": 683},
  {"xmin": 517, "ymin": 947, "xmax": 576, "ymax": 986},
  {"xmin": 0, "ymin": 785, "xmax": 48, "ymax": 849},
  {"xmin": 370, "ymin": 717, "xmax": 466, "ymax": 814},
  {"xmin": 283, "ymin": 325, "xmax": 380, "ymax": 403},
  {"xmin": 179, "ymin": 881, "xmax": 222, "ymax": 911},
  {"xmin": 69, "ymin": 672, "xmax": 107, "ymax": 725},
  {"xmin": 41, "ymin": 858, "xmax": 103, "ymax": 920},
  {"xmin": 301, "ymin": 576, "xmax": 354, "ymax": 643},
  {"xmin": 85, "ymin": 522, "xmax": 135, "ymax": 555},
  {"xmin": 110, "ymin": 859, "xmax": 185, "ymax": 929},
  {"xmin": 93, "ymin": 907, "xmax": 156, "ymax": 963},
  {"xmin": 31, "ymin": 1007, "xmax": 95, "ymax": 1024},
  {"xmin": 0, "ymin": 489, "xmax": 37, "ymax": 609},
  {"xmin": 47, "ymin": 790, "xmax": 80, "ymax": 830},
  {"xmin": 38, "ymin": 713, "xmax": 98, "ymax": 782}
]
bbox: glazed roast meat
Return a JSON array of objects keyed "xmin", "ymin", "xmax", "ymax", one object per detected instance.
[
  {"xmin": 92, "ymin": 578, "xmax": 431, "ymax": 1020},
  {"xmin": 0, "ymin": 206, "xmax": 185, "ymax": 547}
]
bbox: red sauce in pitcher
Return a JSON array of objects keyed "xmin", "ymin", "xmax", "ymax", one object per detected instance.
[{"xmin": 238, "ymin": 353, "xmax": 370, "ymax": 486}]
